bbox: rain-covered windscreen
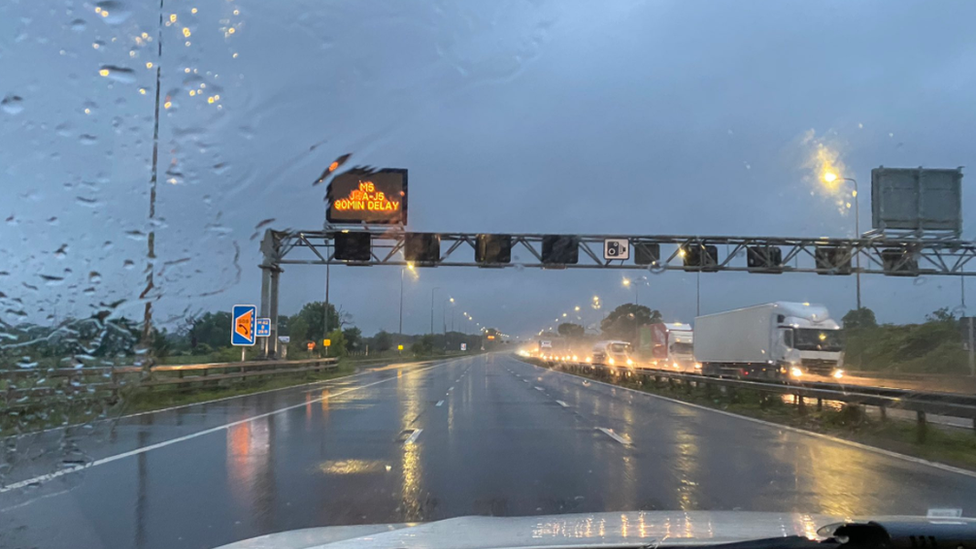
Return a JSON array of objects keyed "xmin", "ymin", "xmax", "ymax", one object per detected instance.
[
  {"xmin": 793, "ymin": 329, "xmax": 844, "ymax": 352},
  {"xmin": 3, "ymin": 2, "xmax": 976, "ymax": 549}
]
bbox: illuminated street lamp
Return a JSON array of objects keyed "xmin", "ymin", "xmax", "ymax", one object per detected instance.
[
  {"xmin": 823, "ymin": 171, "xmax": 861, "ymax": 309},
  {"xmin": 622, "ymin": 275, "xmax": 648, "ymax": 305}
]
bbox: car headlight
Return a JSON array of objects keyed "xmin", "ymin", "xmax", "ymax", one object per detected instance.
[
  {"xmin": 585, "ymin": 357, "xmax": 592, "ymax": 363},
  {"xmin": 672, "ymin": 362, "xmax": 678, "ymax": 368},
  {"xmin": 694, "ymin": 362, "xmax": 702, "ymax": 369},
  {"xmin": 790, "ymin": 366, "xmax": 803, "ymax": 378},
  {"xmin": 626, "ymin": 358, "xmax": 633, "ymax": 366},
  {"xmin": 572, "ymin": 355, "xmax": 578, "ymax": 361},
  {"xmin": 833, "ymin": 369, "xmax": 844, "ymax": 379},
  {"xmin": 608, "ymin": 357, "xmax": 615, "ymax": 365}
]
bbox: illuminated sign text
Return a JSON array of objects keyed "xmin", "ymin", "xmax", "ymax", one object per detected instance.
[{"xmin": 327, "ymin": 168, "xmax": 408, "ymax": 225}]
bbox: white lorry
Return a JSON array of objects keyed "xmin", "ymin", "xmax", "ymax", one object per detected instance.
[
  {"xmin": 647, "ymin": 322, "xmax": 698, "ymax": 373},
  {"xmin": 591, "ymin": 340, "xmax": 635, "ymax": 367},
  {"xmin": 694, "ymin": 302, "xmax": 844, "ymax": 380}
]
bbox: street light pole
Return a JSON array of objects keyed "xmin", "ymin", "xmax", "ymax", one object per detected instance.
[
  {"xmin": 399, "ymin": 268, "xmax": 404, "ymax": 335},
  {"xmin": 696, "ymin": 270, "xmax": 700, "ymax": 317},
  {"xmin": 430, "ymin": 287, "xmax": 441, "ymax": 335},
  {"xmin": 825, "ymin": 173, "xmax": 861, "ymax": 310},
  {"xmin": 324, "ymin": 243, "xmax": 331, "ymax": 356},
  {"xmin": 851, "ymin": 177, "xmax": 861, "ymax": 311}
]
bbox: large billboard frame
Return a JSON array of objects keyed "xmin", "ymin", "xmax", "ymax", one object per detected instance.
[{"xmin": 871, "ymin": 166, "xmax": 963, "ymax": 235}]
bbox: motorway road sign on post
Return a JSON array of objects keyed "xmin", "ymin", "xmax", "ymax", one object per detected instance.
[
  {"xmin": 256, "ymin": 318, "xmax": 271, "ymax": 337},
  {"xmin": 604, "ymin": 238, "xmax": 630, "ymax": 260},
  {"xmin": 461, "ymin": 343, "xmax": 467, "ymax": 351},
  {"xmin": 232, "ymin": 304, "xmax": 257, "ymax": 346}
]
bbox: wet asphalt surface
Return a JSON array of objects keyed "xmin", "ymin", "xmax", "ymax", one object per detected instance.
[{"xmin": 2, "ymin": 353, "xmax": 976, "ymax": 549}]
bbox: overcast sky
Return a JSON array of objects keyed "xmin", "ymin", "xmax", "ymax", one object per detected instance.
[{"xmin": 3, "ymin": 0, "xmax": 976, "ymax": 338}]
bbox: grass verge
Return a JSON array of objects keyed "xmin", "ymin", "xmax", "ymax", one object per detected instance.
[{"xmin": 526, "ymin": 359, "xmax": 976, "ymax": 472}]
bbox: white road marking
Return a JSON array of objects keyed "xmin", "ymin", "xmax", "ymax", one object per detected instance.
[
  {"xmin": 436, "ymin": 400, "xmax": 444, "ymax": 407},
  {"xmin": 0, "ymin": 362, "xmax": 447, "ymax": 494},
  {"xmin": 525, "ymin": 360, "xmax": 976, "ymax": 480},
  {"xmin": 404, "ymin": 429, "xmax": 423, "ymax": 444},
  {"xmin": 534, "ymin": 386, "xmax": 545, "ymax": 392},
  {"xmin": 555, "ymin": 400, "xmax": 569, "ymax": 408},
  {"xmin": 597, "ymin": 427, "xmax": 632, "ymax": 445},
  {"xmin": 448, "ymin": 386, "xmax": 454, "ymax": 391}
]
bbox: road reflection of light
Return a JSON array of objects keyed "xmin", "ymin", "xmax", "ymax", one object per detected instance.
[
  {"xmin": 620, "ymin": 402, "xmax": 637, "ymax": 508},
  {"xmin": 533, "ymin": 512, "xmax": 822, "ymax": 542},
  {"xmin": 793, "ymin": 515, "xmax": 820, "ymax": 540},
  {"xmin": 778, "ymin": 433, "xmax": 864, "ymax": 518},
  {"xmin": 227, "ymin": 418, "xmax": 271, "ymax": 506},
  {"xmin": 673, "ymin": 428, "xmax": 700, "ymax": 511},
  {"xmin": 447, "ymin": 396, "xmax": 454, "ymax": 431},
  {"xmin": 318, "ymin": 459, "xmax": 387, "ymax": 475},
  {"xmin": 398, "ymin": 366, "xmax": 424, "ymax": 520},
  {"xmin": 305, "ymin": 393, "xmax": 312, "ymax": 426},
  {"xmin": 321, "ymin": 388, "xmax": 330, "ymax": 415}
]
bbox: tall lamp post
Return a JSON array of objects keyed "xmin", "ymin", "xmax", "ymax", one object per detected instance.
[
  {"xmin": 824, "ymin": 172, "xmax": 861, "ymax": 310},
  {"xmin": 622, "ymin": 275, "xmax": 648, "ymax": 305},
  {"xmin": 430, "ymin": 286, "xmax": 441, "ymax": 335},
  {"xmin": 399, "ymin": 262, "xmax": 416, "ymax": 335}
]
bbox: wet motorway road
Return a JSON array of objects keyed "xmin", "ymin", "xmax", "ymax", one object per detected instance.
[{"xmin": 3, "ymin": 353, "xmax": 976, "ymax": 549}]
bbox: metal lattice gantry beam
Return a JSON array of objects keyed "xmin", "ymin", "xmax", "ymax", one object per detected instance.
[{"xmin": 261, "ymin": 228, "xmax": 976, "ymax": 276}]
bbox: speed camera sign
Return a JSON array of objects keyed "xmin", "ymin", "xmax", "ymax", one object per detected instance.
[{"xmin": 603, "ymin": 238, "xmax": 630, "ymax": 260}]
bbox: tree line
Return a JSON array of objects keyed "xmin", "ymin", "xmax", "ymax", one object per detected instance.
[{"xmin": 0, "ymin": 300, "xmax": 487, "ymax": 366}]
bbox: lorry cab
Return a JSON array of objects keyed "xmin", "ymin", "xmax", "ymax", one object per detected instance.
[
  {"xmin": 591, "ymin": 340, "xmax": 634, "ymax": 368},
  {"xmin": 650, "ymin": 322, "xmax": 698, "ymax": 373},
  {"xmin": 774, "ymin": 303, "xmax": 845, "ymax": 379}
]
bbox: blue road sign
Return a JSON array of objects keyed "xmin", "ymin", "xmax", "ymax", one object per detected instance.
[
  {"xmin": 256, "ymin": 318, "xmax": 271, "ymax": 338},
  {"xmin": 231, "ymin": 304, "xmax": 257, "ymax": 346}
]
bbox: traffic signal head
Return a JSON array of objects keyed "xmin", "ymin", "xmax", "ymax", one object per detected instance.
[
  {"xmin": 746, "ymin": 246, "xmax": 784, "ymax": 273},
  {"xmin": 633, "ymin": 242, "xmax": 660, "ymax": 266},
  {"xmin": 404, "ymin": 233, "xmax": 440, "ymax": 265},
  {"xmin": 333, "ymin": 232, "xmax": 371, "ymax": 262},
  {"xmin": 541, "ymin": 235, "xmax": 579, "ymax": 265},
  {"xmin": 476, "ymin": 234, "xmax": 512, "ymax": 265},
  {"xmin": 681, "ymin": 244, "xmax": 718, "ymax": 271},
  {"xmin": 815, "ymin": 246, "xmax": 852, "ymax": 275}
]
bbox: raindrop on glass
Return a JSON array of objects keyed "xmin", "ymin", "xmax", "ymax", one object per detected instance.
[
  {"xmin": 98, "ymin": 65, "xmax": 136, "ymax": 84},
  {"xmin": 1, "ymin": 95, "xmax": 24, "ymax": 115}
]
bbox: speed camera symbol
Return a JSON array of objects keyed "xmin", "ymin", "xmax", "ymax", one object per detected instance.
[{"xmin": 604, "ymin": 239, "xmax": 629, "ymax": 260}]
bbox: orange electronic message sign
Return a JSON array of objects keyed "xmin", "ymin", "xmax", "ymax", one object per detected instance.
[{"xmin": 327, "ymin": 168, "xmax": 408, "ymax": 225}]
